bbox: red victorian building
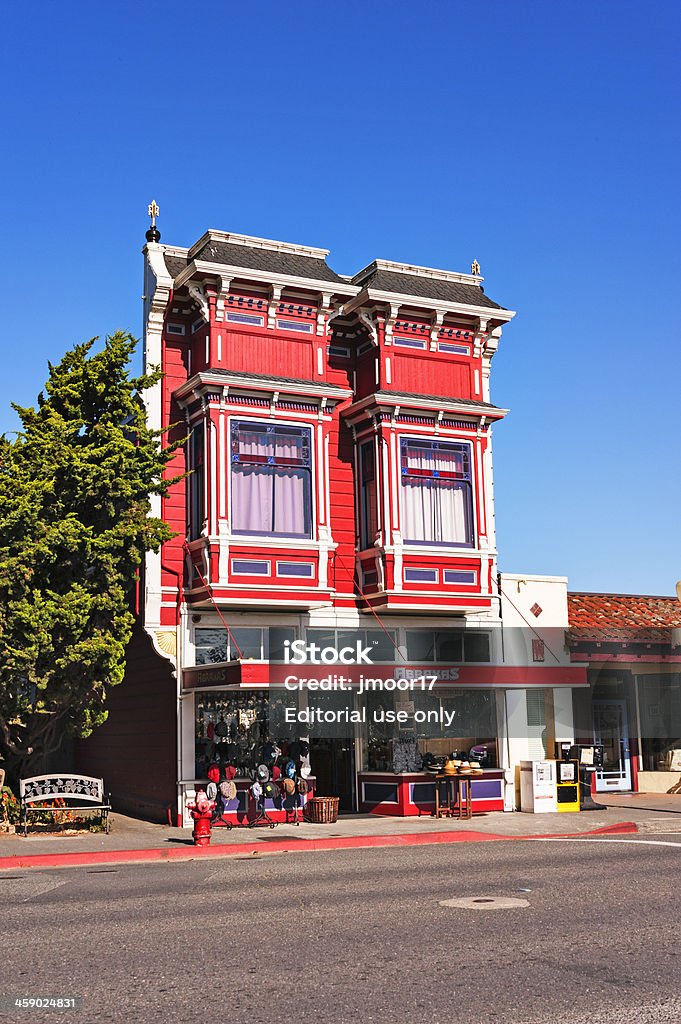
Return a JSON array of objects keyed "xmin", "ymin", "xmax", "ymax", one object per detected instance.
[{"xmin": 77, "ymin": 221, "xmax": 587, "ymax": 824}]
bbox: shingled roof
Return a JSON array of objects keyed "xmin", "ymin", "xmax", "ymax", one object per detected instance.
[
  {"xmin": 376, "ymin": 390, "xmax": 503, "ymax": 413},
  {"xmin": 194, "ymin": 239, "xmax": 346, "ymax": 284},
  {"xmin": 567, "ymin": 592, "xmax": 681, "ymax": 642},
  {"xmin": 164, "ymin": 254, "xmax": 187, "ymax": 278},
  {"xmin": 353, "ymin": 265, "xmax": 506, "ymax": 310},
  {"xmin": 158, "ymin": 232, "xmax": 512, "ymax": 312}
]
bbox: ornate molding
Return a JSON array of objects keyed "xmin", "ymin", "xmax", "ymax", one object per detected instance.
[
  {"xmin": 188, "ymin": 282, "xmax": 210, "ymax": 323},
  {"xmin": 154, "ymin": 630, "xmax": 177, "ymax": 658}
]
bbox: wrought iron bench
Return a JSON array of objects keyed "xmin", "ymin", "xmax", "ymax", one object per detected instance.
[{"xmin": 19, "ymin": 774, "xmax": 111, "ymax": 836}]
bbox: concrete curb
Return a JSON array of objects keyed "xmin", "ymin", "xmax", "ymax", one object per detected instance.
[{"xmin": 0, "ymin": 821, "xmax": 638, "ymax": 872}]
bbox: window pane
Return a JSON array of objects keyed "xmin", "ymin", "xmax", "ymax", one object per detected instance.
[
  {"xmin": 400, "ymin": 438, "xmax": 472, "ymax": 546},
  {"xmin": 231, "ymin": 462, "xmax": 311, "ymax": 537},
  {"xmin": 305, "ymin": 628, "xmax": 337, "ymax": 649},
  {"xmin": 195, "ymin": 629, "xmax": 228, "ymax": 665},
  {"xmin": 360, "ymin": 442, "xmax": 378, "ymax": 549},
  {"xmin": 189, "ymin": 425, "xmax": 205, "ymax": 540},
  {"xmin": 229, "ymin": 628, "xmax": 263, "ymax": 660},
  {"xmin": 267, "ymin": 627, "xmax": 296, "ymax": 662},
  {"xmin": 406, "ymin": 631, "xmax": 436, "ymax": 662},
  {"xmin": 435, "ymin": 632, "xmax": 463, "ymax": 662},
  {"xmin": 364, "ymin": 630, "xmax": 397, "ymax": 662},
  {"xmin": 464, "ymin": 632, "xmax": 490, "ymax": 663},
  {"xmin": 401, "ymin": 478, "xmax": 470, "ymax": 544}
]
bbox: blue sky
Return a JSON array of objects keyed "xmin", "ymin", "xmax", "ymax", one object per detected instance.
[{"xmin": 1, "ymin": 0, "xmax": 679, "ymax": 595}]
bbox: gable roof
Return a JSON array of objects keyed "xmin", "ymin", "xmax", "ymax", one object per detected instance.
[{"xmin": 567, "ymin": 592, "xmax": 681, "ymax": 642}]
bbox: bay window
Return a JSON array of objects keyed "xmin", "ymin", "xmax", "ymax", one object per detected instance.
[
  {"xmin": 399, "ymin": 437, "xmax": 473, "ymax": 546},
  {"xmin": 231, "ymin": 421, "xmax": 312, "ymax": 539}
]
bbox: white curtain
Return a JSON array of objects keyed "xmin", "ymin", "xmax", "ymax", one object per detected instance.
[
  {"xmin": 401, "ymin": 445, "xmax": 469, "ymax": 544},
  {"xmin": 231, "ymin": 429, "xmax": 308, "ymax": 536}
]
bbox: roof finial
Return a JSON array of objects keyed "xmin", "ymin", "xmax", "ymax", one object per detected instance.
[
  {"xmin": 146, "ymin": 200, "xmax": 161, "ymax": 243},
  {"xmin": 471, "ymin": 258, "xmax": 481, "ymax": 276}
]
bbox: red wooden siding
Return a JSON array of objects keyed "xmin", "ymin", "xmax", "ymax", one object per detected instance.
[{"xmin": 75, "ymin": 625, "xmax": 177, "ymax": 823}]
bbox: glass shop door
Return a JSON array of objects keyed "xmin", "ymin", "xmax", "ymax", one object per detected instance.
[
  {"xmin": 307, "ymin": 690, "xmax": 356, "ymax": 812},
  {"xmin": 309, "ymin": 736, "xmax": 356, "ymax": 812},
  {"xmin": 593, "ymin": 699, "xmax": 632, "ymax": 792}
]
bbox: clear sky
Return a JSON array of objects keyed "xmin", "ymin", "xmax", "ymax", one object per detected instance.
[{"xmin": 1, "ymin": 0, "xmax": 679, "ymax": 595}]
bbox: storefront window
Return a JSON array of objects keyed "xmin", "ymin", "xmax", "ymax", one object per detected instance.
[
  {"xmin": 366, "ymin": 687, "xmax": 498, "ymax": 771},
  {"xmin": 194, "ymin": 689, "xmax": 303, "ymax": 779},
  {"xmin": 194, "ymin": 626, "xmax": 296, "ymax": 664},
  {"xmin": 639, "ymin": 674, "xmax": 681, "ymax": 770}
]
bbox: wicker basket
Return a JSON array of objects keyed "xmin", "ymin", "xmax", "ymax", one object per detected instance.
[{"xmin": 305, "ymin": 796, "xmax": 340, "ymax": 824}]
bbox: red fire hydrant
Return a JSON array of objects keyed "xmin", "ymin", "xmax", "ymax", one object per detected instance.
[{"xmin": 186, "ymin": 789, "xmax": 216, "ymax": 847}]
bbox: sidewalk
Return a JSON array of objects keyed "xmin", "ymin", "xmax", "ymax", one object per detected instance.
[{"xmin": 1, "ymin": 794, "xmax": 679, "ymax": 870}]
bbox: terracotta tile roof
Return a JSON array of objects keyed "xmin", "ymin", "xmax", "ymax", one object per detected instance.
[{"xmin": 567, "ymin": 592, "xmax": 681, "ymax": 642}]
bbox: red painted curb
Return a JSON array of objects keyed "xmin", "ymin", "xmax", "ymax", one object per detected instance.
[
  {"xmin": 0, "ymin": 821, "xmax": 639, "ymax": 871},
  {"xmin": 519, "ymin": 821, "xmax": 639, "ymax": 840}
]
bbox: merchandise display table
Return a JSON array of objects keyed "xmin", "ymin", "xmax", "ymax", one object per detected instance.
[
  {"xmin": 358, "ymin": 769, "xmax": 505, "ymax": 816},
  {"xmin": 431, "ymin": 773, "xmax": 473, "ymax": 820}
]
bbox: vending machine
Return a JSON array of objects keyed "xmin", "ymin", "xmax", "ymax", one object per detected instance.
[
  {"xmin": 569, "ymin": 743, "xmax": 607, "ymax": 811},
  {"xmin": 555, "ymin": 742, "xmax": 580, "ymax": 813},
  {"xmin": 519, "ymin": 760, "xmax": 557, "ymax": 813}
]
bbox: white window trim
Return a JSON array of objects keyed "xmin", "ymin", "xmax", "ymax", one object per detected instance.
[
  {"xmin": 226, "ymin": 311, "xmax": 265, "ymax": 327},
  {"xmin": 276, "ymin": 560, "xmax": 315, "ymax": 578},
  {"xmin": 394, "ymin": 335, "xmax": 427, "ymax": 349},
  {"xmin": 397, "ymin": 434, "xmax": 478, "ymax": 549},
  {"xmin": 228, "ymin": 415, "xmax": 318, "ymax": 543},
  {"xmin": 404, "ymin": 567, "xmax": 439, "ymax": 584},
  {"xmin": 443, "ymin": 569, "xmax": 478, "ymax": 585},
  {"xmin": 276, "ymin": 318, "xmax": 314, "ymax": 333}
]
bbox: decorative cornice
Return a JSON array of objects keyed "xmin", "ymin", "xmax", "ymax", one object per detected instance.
[
  {"xmin": 174, "ymin": 370, "xmax": 352, "ymax": 407},
  {"xmin": 173, "ymin": 258, "xmax": 358, "ymax": 299}
]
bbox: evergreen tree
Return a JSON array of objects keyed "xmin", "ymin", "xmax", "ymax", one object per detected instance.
[{"xmin": 0, "ymin": 332, "xmax": 179, "ymax": 784}]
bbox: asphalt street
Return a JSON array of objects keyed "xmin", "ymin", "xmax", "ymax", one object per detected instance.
[{"xmin": 1, "ymin": 835, "xmax": 681, "ymax": 1024}]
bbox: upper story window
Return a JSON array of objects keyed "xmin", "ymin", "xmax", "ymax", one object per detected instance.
[
  {"xmin": 394, "ymin": 336, "xmax": 427, "ymax": 350},
  {"xmin": 231, "ymin": 421, "xmax": 312, "ymax": 539},
  {"xmin": 400, "ymin": 437, "xmax": 473, "ymax": 547},
  {"xmin": 277, "ymin": 319, "xmax": 314, "ymax": 333},
  {"xmin": 188, "ymin": 424, "xmax": 205, "ymax": 540},
  {"xmin": 359, "ymin": 441, "xmax": 378, "ymax": 550},
  {"xmin": 226, "ymin": 311, "xmax": 265, "ymax": 327}
]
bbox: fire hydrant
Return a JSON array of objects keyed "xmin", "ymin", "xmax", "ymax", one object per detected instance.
[{"xmin": 186, "ymin": 789, "xmax": 216, "ymax": 847}]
